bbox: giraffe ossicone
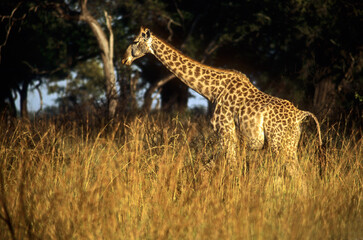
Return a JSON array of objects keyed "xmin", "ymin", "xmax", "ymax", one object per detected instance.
[{"xmin": 122, "ymin": 27, "xmax": 322, "ymax": 170}]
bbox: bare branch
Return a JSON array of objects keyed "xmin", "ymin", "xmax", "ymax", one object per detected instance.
[
  {"xmin": 167, "ymin": 19, "xmax": 174, "ymax": 41},
  {"xmin": 48, "ymin": 2, "xmax": 80, "ymax": 21},
  {"xmin": 162, "ymin": 15, "xmax": 182, "ymax": 41},
  {"xmin": 173, "ymin": 0, "xmax": 184, "ymax": 23},
  {"xmin": 180, "ymin": 14, "xmax": 202, "ymax": 50},
  {"xmin": 22, "ymin": 61, "xmax": 65, "ymax": 75},
  {"xmin": 0, "ymin": 2, "xmax": 28, "ymax": 63},
  {"xmin": 104, "ymin": 10, "xmax": 113, "ymax": 61}
]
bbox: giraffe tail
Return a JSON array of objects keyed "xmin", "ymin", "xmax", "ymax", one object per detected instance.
[
  {"xmin": 301, "ymin": 111, "xmax": 327, "ymax": 177},
  {"xmin": 301, "ymin": 111, "xmax": 322, "ymax": 146}
]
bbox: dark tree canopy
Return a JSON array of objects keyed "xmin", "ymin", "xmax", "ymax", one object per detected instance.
[
  {"xmin": 0, "ymin": 0, "xmax": 361, "ymax": 125},
  {"xmin": 0, "ymin": 0, "xmax": 98, "ymax": 117}
]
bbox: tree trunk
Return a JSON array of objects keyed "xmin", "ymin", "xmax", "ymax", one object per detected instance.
[
  {"xmin": 142, "ymin": 74, "xmax": 175, "ymax": 112},
  {"xmin": 80, "ymin": 0, "xmax": 117, "ymax": 119},
  {"xmin": 19, "ymin": 80, "xmax": 29, "ymax": 119},
  {"xmin": 0, "ymin": 88, "xmax": 16, "ymax": 118},
  {"xmin": 161, "ymin": 80, "xmax": 188, "ymax": 112},
  {"xmin": 117, "ymin": 66, "xmax": 138, "ymax": 113},
  {"xmin": 313, "ymin": 78, "xmax": 335, "ymax": 119}
]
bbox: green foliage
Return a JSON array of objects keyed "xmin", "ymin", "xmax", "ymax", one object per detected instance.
[
  {"xmin": 49, "ymin": 59, "xmax": 105, "ymax": 109},
  {"xmin": 355, "ymin": 92, "xmax": 363, "ymax": 102}
]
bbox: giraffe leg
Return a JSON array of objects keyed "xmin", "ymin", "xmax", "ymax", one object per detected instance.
[
  {"xmin": 239, "ymin": 111, "xmax": 265, "ymax": 150},
  {"xmin": 267, "ymin": 124, "xmax": 303, "ymax": 178},
  {"xmin": 211, "ymin": 107, "xmax": 238, "ymax": 168},
  {"xmin": 284, "ymin": 125, "xmax": 303, "ymax": 176}
]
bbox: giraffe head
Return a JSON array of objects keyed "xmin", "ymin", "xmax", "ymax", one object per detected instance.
[{"xmin": 122, "ymin": 27, "xmax": 152, "ymax": 65}]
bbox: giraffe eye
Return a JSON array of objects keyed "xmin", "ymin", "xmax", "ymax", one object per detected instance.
[{"xmin": 142, "ymin": 30, "xmax": 150, "ymax": 40}]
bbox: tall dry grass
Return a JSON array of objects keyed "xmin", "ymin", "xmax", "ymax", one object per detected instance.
[{"xmin": 0, "ymin": 114, "xmax": 361, "ymax": 239}]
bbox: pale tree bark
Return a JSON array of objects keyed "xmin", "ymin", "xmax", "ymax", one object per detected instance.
[{"xmin": 79, "ymin": 0, "xmax": 117, "ymax": 119}]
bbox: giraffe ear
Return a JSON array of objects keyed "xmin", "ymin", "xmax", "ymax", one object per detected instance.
[{"xmin": 142, "ymin": 28, "xmax": 151, "ymax": 41}]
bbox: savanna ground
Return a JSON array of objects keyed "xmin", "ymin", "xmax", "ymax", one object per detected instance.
[{"xmin": 0, "ymin": 113, "xmax": 362, "ymax": 239}]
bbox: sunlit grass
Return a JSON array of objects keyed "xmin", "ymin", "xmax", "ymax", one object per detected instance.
[{"xmin": 0, "ymin": 114, "xmax": 361, "ymax": 239}]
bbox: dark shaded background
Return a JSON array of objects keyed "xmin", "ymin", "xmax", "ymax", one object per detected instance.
[{"xmin": 0, "ymin": 0, "xmax": 362, "ymax": 127}]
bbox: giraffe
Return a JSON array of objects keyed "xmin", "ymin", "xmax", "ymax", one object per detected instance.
[{"xmin": 122, "ymin": 27, "xmax": 322, "ymax": 172}]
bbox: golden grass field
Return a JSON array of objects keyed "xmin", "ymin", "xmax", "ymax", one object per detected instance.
[{"xmin": 0, "ymin": 114, "xmax": 362, "ymax": 239}]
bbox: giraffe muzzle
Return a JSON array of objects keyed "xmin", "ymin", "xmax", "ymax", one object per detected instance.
[
  {"xmin": 121, "ymin": 45, "xmax": 133, "ymax": 65},
  {"xmin": 121, "ymin": 57, "xmax": 133, "ymax": 65}
]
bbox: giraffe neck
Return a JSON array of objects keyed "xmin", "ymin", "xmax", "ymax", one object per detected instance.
[{"xmin": 149, "ymin": 34, "xmax": 238, "ymax": 102}]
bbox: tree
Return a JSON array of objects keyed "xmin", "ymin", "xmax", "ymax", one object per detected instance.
[
  {"xmin": 79, "ymin": 0, "xmax": 117, "ymax": 118},
  {"xmin": 48, "ymin": 0, "xmax": 119, "ymax": 118},
  {"xmin": 1, "ymin": 0, "xmax": 123, "ymax": 118},
  {"xmin": 0, "ymin": 1, "xmax": 76, "ymax": 118},
  {"xmin": 48, "ymin": 59, "xmax": 104, "ymax": 113},
  {"xmin": 1, "ymin": 0, "xmax": 361, "ymax": 125}
]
